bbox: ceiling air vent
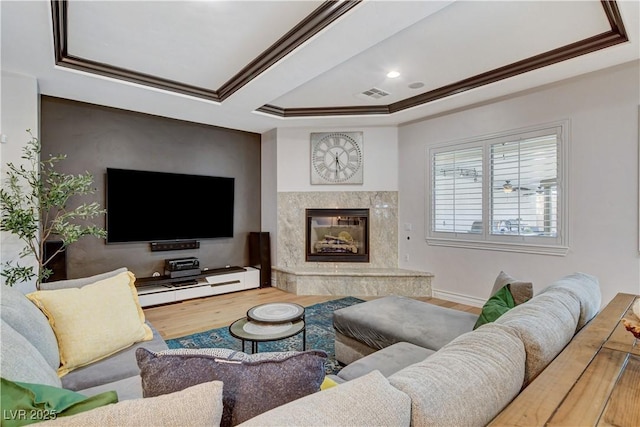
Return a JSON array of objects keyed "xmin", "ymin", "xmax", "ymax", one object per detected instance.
[{"xmin": 360, "ymin": 87, "xmax": 390, "ymax": 99}]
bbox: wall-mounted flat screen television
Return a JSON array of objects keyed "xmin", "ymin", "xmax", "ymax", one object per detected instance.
[{"xmin": 106, "ymin": 168, "xmax": 234, "ymax": 243}]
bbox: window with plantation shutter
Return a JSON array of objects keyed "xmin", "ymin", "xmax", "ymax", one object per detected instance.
[
  {"xmin": 427, "ymin": 121, "xmax": 568, "ymax": 255},
  {"xmin": 491, "ymin": 132, "xmax": 558, "ymax": 238},
  {"xmin": 432, "ymin": 146, "xmax": 483, "ymax": 233}
]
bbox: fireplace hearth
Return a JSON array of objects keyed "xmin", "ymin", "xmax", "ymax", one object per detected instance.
[{"xmin": 306, "ymin": 208, "xmax": 369, "ymax": 262}]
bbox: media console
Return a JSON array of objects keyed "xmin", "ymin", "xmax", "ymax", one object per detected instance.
[{"xmin": 135, "ymin": 266, "xmax": 259, "ymax": 307}]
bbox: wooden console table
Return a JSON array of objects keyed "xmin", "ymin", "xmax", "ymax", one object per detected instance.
[{"xmin": 491, "ymin": 292, "xmax": 639, "ymax": 426}]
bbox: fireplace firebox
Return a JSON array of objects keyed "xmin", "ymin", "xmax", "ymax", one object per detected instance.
[{"xmin": 306, "ymin": 208, "xmax": 369, "ymax": 262}]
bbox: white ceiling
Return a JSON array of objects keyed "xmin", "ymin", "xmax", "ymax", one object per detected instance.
[{"xmin": 2, "ymin": 1, "xmax": 638, "ymax": 134}]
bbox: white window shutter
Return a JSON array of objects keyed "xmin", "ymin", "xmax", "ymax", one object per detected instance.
[
  {"xmin": 491, "ymin": 133, "xmax": 558, "ymax": 237},
  {"xmin": 427, "ymin": 121, "xmax": 567, "ymax": 255},
  {"xmin": 432, "ymin": 146, "xmax": 483, "ymax": 234}
]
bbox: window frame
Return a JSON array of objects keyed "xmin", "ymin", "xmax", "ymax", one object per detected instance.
[{"xmin": 425, "ymin": 120, "xmax": 569, "ymax": 256}]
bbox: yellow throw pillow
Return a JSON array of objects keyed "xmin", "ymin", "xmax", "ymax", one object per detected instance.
[
  {"xmin": 320, "ymin": 376, "xmax": 339, "ymax": 390},
  {"xmin": 27, "ymin": 271, "xmax": 152, "ymax": 376}
]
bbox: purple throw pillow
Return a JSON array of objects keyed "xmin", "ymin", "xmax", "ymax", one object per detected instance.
[{"xmin": 136, "ymin": 348, "xmax": 327, "ymax": 426}]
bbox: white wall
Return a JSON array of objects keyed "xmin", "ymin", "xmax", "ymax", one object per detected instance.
[
  {"xmin": 398, "ymin": 61, "xmax": 640, "ymax": 307},
  {"xmin": 275, "ymin": 127, "xmax": 398, "ymax": 192},
  {"xmin": 0, "ymin": 70, "xmax": 40, "ymax": 292}
]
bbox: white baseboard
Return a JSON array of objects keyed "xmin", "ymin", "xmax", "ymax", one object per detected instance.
[{"xmin": 432, "ymin": 288, "xmax": 485, "ymax": 308}]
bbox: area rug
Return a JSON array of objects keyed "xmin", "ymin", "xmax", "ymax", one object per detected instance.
[{"xmin": 165, "ymin": 296, "xmax": 364, "ymax": 375}]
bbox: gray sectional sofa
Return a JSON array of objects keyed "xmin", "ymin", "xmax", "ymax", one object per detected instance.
[
  {"xmin": 240, "ymin": 272, "xmax": 602, "ymax": 426},
  {"xmin": 1, "ymin": 271, "xmax": 602, "ymax": 426},
  {"xmin": 0, "ymin": 269, "xmax": 168, "ymax": 401}
]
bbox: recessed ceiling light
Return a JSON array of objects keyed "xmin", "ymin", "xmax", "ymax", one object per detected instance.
[
  {"xmin": 386, "ymin": 71, "xmax": 401, "ymax": 79},
  {"xmin": 408, "ymin": 82, "xmax": 425, "ymax": 89}
]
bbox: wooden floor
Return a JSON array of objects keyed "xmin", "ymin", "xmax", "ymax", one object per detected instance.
[{"xmin": 143, "ymin": 287, "xmax": 481, "ymax": 340}]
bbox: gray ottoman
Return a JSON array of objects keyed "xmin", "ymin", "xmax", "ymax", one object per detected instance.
[{"xmin": 333, "ymin": 295, "xmax": 478, "ymax": 364}]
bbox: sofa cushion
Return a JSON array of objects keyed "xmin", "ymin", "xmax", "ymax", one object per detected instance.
[
  {"xmin": 239, "ymin": 370, "xmax": 411, "ymax": 427},
  {"xmin": 61, "ymin": 323, "xmax": 167, "ymax": 392},
  {"xmin": 27, "ymin": 271, "xmax": 153, "ymax": 376},
  {"xmin": 495, "ymin": 289, "xmax": 580, "ymax": 385},
  {"xmin": 388, "ymin": 323, "xmax": 526, "ymax": 427},
  {"xmin": 1, "ymin": 321, "xmax": 61, "ymax": 388},
  {"xmin": 333, "ymin": 295, "xmax": 478, "ymax": 352},
  {"xmin": 1, "ymin": 285, "xmax": 60, "ymax": 370},
  {"xmin": 0, "ymin": 378, "xmax": 117, "ymax": 426},
  {"xmin": 39, "ymin": 380, "xmax": 224, "ymax": 427},
  {"xmin": 337, "ymin": 341, "xmax": 435, "ymax": 381},
  {"xmin": 538, "ymin": 272, "xmax": 601, "ymax": 330},
  {"xmin": 39, "ymin": 267, "xmax": 128, "ymax": 291},
  {"xmin": 137, "ymin": 348, "xmax": 327, "ymax": 427},
  {"xmin": 334, "ymin": 332, "xmax": 380, "ymax": 365},
  {"xmin": 76, "ymin": 375, "xmax": 143, "ymax": 401}
]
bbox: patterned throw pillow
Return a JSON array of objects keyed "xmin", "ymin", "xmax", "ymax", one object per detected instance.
[{"xmin": 136, "ymin": 348, "xmax": 327, "ymax": 427}]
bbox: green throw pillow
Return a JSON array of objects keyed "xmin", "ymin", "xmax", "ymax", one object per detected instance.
[
  {"xmin": 0, "ymin": 378, "xmax": 118, "ymax": 426},
  {"xmin": 473, "ymin": 285, "xmax": 516, "ymax": 330}
]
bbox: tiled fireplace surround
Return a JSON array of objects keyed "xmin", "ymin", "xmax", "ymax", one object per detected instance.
[{"xmin": 274, "ymin": 191, "xmax": 433, "ymax": 296}]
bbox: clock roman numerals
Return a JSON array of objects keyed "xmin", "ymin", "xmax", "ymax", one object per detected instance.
[
  {"xmin": 315, "ymin": 162, "xmax": 329, "ymax": 173},
  {"xmin": 310, "ymin": 132, "xmax": 363, "ymax": 184}
]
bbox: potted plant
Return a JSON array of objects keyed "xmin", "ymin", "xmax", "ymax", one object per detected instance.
[{"xmin": 0, "ymin": 130, "xmax": 107, "ymax": 288}]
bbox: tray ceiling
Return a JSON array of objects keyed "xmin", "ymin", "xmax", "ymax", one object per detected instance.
[{"xmin": 2, "ymin": 1, "xmax": 638, "ymax": 133}]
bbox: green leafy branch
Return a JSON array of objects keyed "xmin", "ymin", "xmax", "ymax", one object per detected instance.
[{"xmin": 0, "ymin": 130, "xmax": 106, "ymax": 288}]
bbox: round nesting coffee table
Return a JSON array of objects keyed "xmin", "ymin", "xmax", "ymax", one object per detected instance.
[{"xmin": 229, "ymin": 302, "xmax": 305, "ymax": 353}]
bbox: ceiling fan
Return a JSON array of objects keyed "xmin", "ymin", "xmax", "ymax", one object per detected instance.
[{"xmin": 497, "ymin": 180, "xmax": 531, "ymax": 193}]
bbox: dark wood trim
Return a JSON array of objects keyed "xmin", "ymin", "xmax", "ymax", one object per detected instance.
[
  {"xmin": 51, "ymin": 0, "xmax": 216, "ymax": 100},
  {"xmin": 389, "ymin": 28, "xmax": 628, "ymax": 114},
  {"xmin": 59, "ymin": 54, "xmax": 222, "ymax": 101},
  {"xmin": 50, "ymin": 0, "xmax": 219, "ymax": 101},
  {"xmin": 260, "ymin": 0, "xmax": 629, "ymax": 118},
  {"xmin": 50, "ymin": 0, "xmax": 629, "ymax": 118},
  {"xmin": 601, "ymin": 0, "xmax": 628, "ymax": 37},
  {"xmin": 50, "ymin": 0, "xmax": 66, "ymax": 63},
  {"xmin": 255, "ymin": 104, "xmax": 286, "ymax": 118},
  {"xmin": 218, "ymin": 1, "xmax": 362, "ymax": 100},
  {"xmin": 257, "ymin": 104, "xmax": 391, "ymax": 117},
  {"xmin": 50, "ymin": 0, "xmax": 361, "ymax": 103}
]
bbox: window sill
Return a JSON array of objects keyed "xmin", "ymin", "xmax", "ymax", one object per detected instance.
[{"xmin": 426, "ymin": 237, "xmax": 569, "ymax": 256}]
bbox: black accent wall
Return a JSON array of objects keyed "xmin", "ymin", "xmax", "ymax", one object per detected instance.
[{"xmin": 40, "ymin": 96, "xmax": 261, "ymax": 280}]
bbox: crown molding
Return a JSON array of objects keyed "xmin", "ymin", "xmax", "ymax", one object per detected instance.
[
  {"xmin": 259, "ymin": 0, "xmax": 628, "ymax": 118},
  {"xmin": 50, "ymin": 0, "xmax": 628, "ymax": 119},
  {"xmin": 50, "ymin": 0, "xmax": 361, "ymax": 103}
]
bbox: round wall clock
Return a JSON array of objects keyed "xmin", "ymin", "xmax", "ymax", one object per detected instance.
[{"xmin": 310, "ymin": 131, "xmax": 363, "ymax": 184}]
